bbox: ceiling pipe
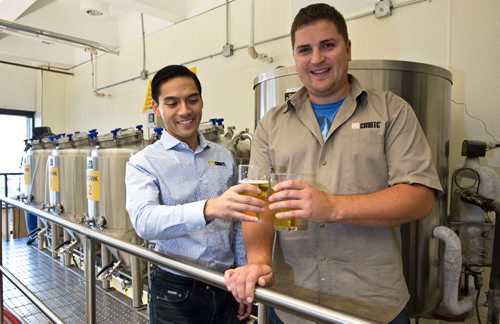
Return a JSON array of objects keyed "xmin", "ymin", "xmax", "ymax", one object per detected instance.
[
  {"xmin": 0, "ymin": 18, "xmax": 119, "ymax": 55},
  {"xmin": 87, "ymin": 48, "xmax": 109, "ymax": 98},
  {"xmin": 248, "ymin": 0, "xmax": 272, "ymax": 63}
]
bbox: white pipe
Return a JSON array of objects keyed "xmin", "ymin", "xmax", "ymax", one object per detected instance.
[
  {"xmin": 432, "ymin": 226, "xmax": 473, "ymax": 315},
  {"xmin": 248, "ymin": 0, "xmax": 258, "ymax": 59}
]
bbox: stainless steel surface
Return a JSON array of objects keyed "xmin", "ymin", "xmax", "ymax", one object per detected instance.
[
  {"xmin": 1, "ymin": 237, "xmax": 148, "ymax": 323},
  {"xmin": 253, "ymin": 60, "xmax": 453, "ymax": 316},
  {"xmin": 2, "ymin": 196, "xmax": 375, "ymax": 324},
  {"xmin": 86, "ymin": 128, "xmax": 145, "ymax": 308},
  {"xmin": 0, "ymin": 265, "xmax": 64, "ymax": 324},
  {"xmin": 84, "ymin": 237, "xmax": 96, "ymax": 324}
]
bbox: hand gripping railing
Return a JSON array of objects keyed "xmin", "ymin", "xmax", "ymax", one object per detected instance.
[{"xmin": 0, "ymin": 196, "xmax": 376, "ymax": 324}]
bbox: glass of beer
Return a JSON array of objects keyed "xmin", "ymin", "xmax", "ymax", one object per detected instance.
[
  {"xmin": 270, "ymin": 172, "xmax": 302, "ymax": 231},
  {"xmin": 238, "ymin": 164, "xmax": 269, "ymax": 221}
]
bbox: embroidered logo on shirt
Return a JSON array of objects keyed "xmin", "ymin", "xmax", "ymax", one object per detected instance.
[
  {"xmin": 208, "ymin": 160, "xmax": 226, "ymax": 167},
  {"xmin": 351, "ymin": 121, "xmax": 381, "ymax": 129}
]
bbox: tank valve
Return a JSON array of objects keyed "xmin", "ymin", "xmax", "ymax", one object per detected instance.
[
  {"xmin": 121, "ymin": 279, "xmax": 132, "ymax": 293},
  {"xmin": 54, "ymin": 203, "xmax": 65, "ymax": 215},
  {"xmin": 97, "ymin": 260, "xmax": 122, "ymax": 280}
]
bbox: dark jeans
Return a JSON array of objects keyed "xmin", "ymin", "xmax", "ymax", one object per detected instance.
[
  {"xmin": 150, "ymin": 269, "xmax": 241, "ymax": 324},
  {"xmin": 389, "ymin": 305, "xmax": 409, "ymax": 324}
]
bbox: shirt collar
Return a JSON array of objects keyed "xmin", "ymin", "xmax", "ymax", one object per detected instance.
[
  {"xmin": 159, "ymin": 129, "xmax": 210, "ymax": 152},
  {"xmin": 286, "ymin": 73, "xmax": 367, "ymax": 111}
]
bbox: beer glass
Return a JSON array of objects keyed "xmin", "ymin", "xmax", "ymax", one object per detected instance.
[
  {"xmin": 270, "ymin": 172, "xmax": 302, "ymax": 231},
  {"xmin": 238, "ymin": 164, "xmax": 269, "ymax": 221}
]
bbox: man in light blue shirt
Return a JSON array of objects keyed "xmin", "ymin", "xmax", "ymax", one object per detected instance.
[{"xmin": 125, "ymin": 65, "xmax": 264, "ymax": 323}]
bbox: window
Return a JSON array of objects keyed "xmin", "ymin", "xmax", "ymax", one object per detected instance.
[{"xmin": 0, "ymin": 109, "xmax": 34, "ymax": 196}]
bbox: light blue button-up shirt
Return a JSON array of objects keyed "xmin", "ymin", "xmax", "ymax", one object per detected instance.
[{"xmin": 125, "ymin": 131, "xmax": 245, "ymax": 272}]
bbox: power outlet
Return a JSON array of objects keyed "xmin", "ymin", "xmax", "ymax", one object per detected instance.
[{"xmin": 375, "ymin": 0, "xmax": 392, "ymax": 18}]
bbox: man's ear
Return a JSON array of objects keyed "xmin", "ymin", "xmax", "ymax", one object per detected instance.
[{"xmin": 151, "ymin": 100, "xmax": 161, "ymax": 116}]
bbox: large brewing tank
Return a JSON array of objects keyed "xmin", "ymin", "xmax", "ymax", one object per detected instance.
[
  {"xmin": 86, "ymin": 126, "xmax": 145, "ymax": 307},
  {"xmin": 22, "ymin": 136, "xmax": 56, "ymax": 249},
  {"xmin": 253, "ymin": 60, "xmax": 452, "ymax": 317},
  {"xmin": 48, "ymin": 131, "xmax": 95, "ymax": 263}
]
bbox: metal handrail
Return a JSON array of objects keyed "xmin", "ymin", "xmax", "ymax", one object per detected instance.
[{"xmin": 0, "ymin": 196, "xmax": 376, "ymax": 324}]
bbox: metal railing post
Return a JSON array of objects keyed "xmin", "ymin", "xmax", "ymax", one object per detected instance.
[{"xmin": 84, "ymin": 237, "xmax": 96, "ymax": 324}]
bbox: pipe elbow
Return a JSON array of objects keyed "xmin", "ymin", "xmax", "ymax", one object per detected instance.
[{"xmin": 248, "ymin": 46, "xmax": 258, "ymax": 59}]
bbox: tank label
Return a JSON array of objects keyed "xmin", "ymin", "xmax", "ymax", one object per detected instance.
[
  {"xmin": 87, "ymin": 170, "xmax": 100, "ymax": 201},
  {"xmin": 49, "ymin": 166, "xmax": 60, "ymax": 192},
  {"xmin": 24, "ymin": 164, "xmax": 31, "ymax": 185}
]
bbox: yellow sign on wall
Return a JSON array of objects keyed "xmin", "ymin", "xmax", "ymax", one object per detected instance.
[
  {"xmin": 142, "ymin": 79, "xmax": 153, "ymax": 113},
  {"xmin": 87, "ymin": 170, "xmax": 100, "ymax": 201}
]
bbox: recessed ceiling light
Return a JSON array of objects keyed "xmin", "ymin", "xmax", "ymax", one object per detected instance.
[{"xmin": 80, "ymin": 0, "xmax": 109, "ymax": 17}]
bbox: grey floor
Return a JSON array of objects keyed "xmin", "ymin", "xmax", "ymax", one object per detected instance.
[{"xmin": 2, "ymin": 237, "xmax": 149, "ymax": 324}]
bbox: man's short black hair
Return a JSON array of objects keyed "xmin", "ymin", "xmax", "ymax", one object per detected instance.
[
  {"xmin": 291, "ymin": 3, "xmax": 349, "ymax": 47},
  {"xmin": 151, "ymin": 65, "xmax": 202, "ymax": 103}
]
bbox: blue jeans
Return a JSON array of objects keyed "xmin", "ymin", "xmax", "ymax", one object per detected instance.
[
  {"xmin": 389, "ymin": 306, "xmax": 409, "ymax": 324},
  {"xmin": 150, "ymin": 269, "xmax": 241, "ymax": 324}
]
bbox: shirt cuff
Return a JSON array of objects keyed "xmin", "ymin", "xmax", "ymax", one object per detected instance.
[{"xmin": 184, "ymin": 199, "xmax": 209, "ymax": 228}]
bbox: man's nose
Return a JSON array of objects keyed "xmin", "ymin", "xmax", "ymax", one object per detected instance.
[{"xmin": 311, "ymin": 47, "xmax": 324, "ymax": 64}]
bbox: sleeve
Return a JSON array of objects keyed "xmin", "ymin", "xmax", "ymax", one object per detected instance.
[
  {"xmin": 125, "ymin": 157, "xmax": 207, "ymax": 241},
  {"xmin": 384, "ymin": 93, "xmax": 443, "ymax": 192},
  {"xmin": 249, "ymin": 115, "xmax": 273, "ymax": 170},
  {"xmin": 232, "ymin": 219, "xmax": 247, "ymax": 266}
]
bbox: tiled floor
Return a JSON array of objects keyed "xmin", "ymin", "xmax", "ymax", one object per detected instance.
[{"xmin": 2, "ymin": 237, "xmax": 148, "ymax": 323}]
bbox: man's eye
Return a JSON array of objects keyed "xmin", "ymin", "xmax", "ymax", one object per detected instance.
[
  {"xmin": 165, "ymin": 101, "xmax": 177, "ymax": 108},
  {"xmin": 188, "ymin": 98, "xmax": 199, "ymax": 105},
  {"xmin": 322, "ymin": 42, "xmax": 335, "ymax": 49},
  {"xmin": 297, "ymin": 47, "xmax": 311, "ymax": 54}
]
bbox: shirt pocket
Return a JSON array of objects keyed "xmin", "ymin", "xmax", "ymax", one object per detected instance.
[{"xmin": 341, "ymin": 132, "xmax": 388, "ymax": 193}]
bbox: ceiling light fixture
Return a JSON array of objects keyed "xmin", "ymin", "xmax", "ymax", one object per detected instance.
[{"xmin": 80, "ymin": 0, "xmax": 109, "ymax": 17}]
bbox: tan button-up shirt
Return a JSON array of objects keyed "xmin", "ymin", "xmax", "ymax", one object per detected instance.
[{"xmin": 250, "ymin": 75, "xmax": 442, "ymax": 323}]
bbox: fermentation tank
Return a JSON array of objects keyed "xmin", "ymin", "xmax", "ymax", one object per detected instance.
[
  {"xmin": 22, "ymin": 136, "xmax": 56, "ymax": 250},
  {"xmin": 86, "ymin": 126, "xmax": 145, "ymax": 308},
  {"xmin": 253, "ymin": 60, "xmax": 452, "ymax": 317},
  {"xmin": 48, "ymin": 131, "xmax": 94, "ymax": 264}
]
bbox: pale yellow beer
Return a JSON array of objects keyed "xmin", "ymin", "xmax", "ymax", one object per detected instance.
[
  {"xmin": 270, "ymin": 173, "xmax": 303, "ymax": 231},
  {"xmin": 238, "ymin": 164, "xmax": 269, "ymax": 221},
  {"xmin": 239, "ymin": 179, "xmax": 269, "ymax": 220}
]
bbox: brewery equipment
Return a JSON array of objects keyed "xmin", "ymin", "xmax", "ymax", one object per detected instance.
[
  {"xmin": 47, "ymin": 131, "xmax": 96, "ymax": 265},
  {"xmin": 253, "ymin": 60, "xmax": 453, "ymax": 317},
  {"xmin": 86, "ymin": 125, "xmax": 145, "ymax": 308},
  {"xmin": 21, "ymin": 135, "xmax": 57, "ymax": 250}
]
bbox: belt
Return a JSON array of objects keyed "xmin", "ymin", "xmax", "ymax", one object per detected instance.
[{"xmin": 154, "ymin": 268, "xmax": 214, "ymax": 289}]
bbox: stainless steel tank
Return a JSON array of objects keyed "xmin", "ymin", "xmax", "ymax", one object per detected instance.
[
  {"xmin": 86, "ymin": 126, "xmax": 145, "ymax": 307},
  {"xmin": 48, "ymin": 131, "xmax": 94, "ymax": 264},
  {"xmin": 200, "ymin": 119, "xmax": 252, "ymax": 165},
  {"xmin": 253, "ymin": 60, "xmax": 452, "ymax": 317},
  {"xmin": 22, "ymin": 136, "xmax": 56, "ymax": 250}
]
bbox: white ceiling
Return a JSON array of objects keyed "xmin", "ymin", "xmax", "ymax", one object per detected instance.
[
  {"xmin": 0, "ymin": 0, "xmax": 376, "ymax": 71},
  {"xmin": 0, "ymin": 0, "xmax": 226, "ymax": 70}
]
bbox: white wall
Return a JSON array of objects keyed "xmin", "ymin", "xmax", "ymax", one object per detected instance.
[
  {"xmin": 25, "ymin": 0, "xmax": 500, "ymax": 173},
  {"xmin": 0, "ymin": 64, "xmax": 37, "ymax": 111}
]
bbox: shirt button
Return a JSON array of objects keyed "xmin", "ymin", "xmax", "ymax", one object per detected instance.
[
  {"xmin": 320, "ymin": 278, "xmax": 326, "ymax": 281},
  {"xmin": 320, "ymin": 257, "xmax": 326, "ymax": 262},
  {"xmin": 322, "ymin": 161, "xmax": 327, "ymax": 166}
]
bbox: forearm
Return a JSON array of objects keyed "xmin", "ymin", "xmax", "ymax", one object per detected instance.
[
  {"xmin": 328, "ymin": 183, "xmax": 435, "ymax": 227},
  {"xmin": 128, "ymin": 200, "xmax": 207, "ymax": 240},
  {"xmin": 242, "ymin": 210, "xmax": 274, "ymax": 265}
]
